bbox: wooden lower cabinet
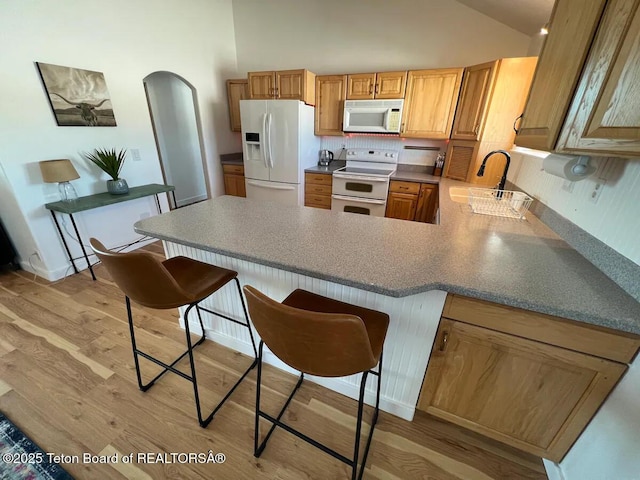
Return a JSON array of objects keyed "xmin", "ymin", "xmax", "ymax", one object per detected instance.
[
  {"xmin": 385, "ymin": 180, "xmax": 438, "ymax": 223},
  {"xmin": 304, "ymin": 172, "xmax": 332, "ymax": 209},
  {"xmin": 418, "ymin": 294, "xmax": 639, "ymax": 462},
  {"xmin": 222, "ymin": 164, "xmax": 246, "ymax": 197}
]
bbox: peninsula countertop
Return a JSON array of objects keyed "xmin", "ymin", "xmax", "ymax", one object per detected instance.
[{"xmin": 134, "ymin": 179, "xmax": 640, "ymax": 335}]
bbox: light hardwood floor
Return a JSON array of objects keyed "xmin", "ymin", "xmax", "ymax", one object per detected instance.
[{"xmin": 0, "ymin": 243, "xmax": 548, "ymax": 479}]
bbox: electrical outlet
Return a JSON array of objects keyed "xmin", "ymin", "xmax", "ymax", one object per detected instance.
[
  {"xmin": 131, "ymin": 149, "xmax": 142, "ymax": 162},
  {"xmin": 589, "ymin": 180, "xmax": 606, "ymax": 204}
]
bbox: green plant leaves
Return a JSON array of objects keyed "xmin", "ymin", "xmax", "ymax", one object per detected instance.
[{"xmin": 83, "ymin": 148, "xmax": 126, "ymax": 180}]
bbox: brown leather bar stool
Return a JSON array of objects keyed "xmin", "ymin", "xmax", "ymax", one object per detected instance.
[
  {"xmin": 243, "ymin": 286, "xmax": 389, "ymax": 480},
  {"xmin": 89, "ymin": 238, "xmax": 257, "ymax": 427}
]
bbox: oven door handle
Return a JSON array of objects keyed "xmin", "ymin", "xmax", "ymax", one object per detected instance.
[
  {"xmin": 331, "ymin": 194, "xmax": 386, "ymax": 205},
  {"xmin": 332, "ymin": 173, "xmax": 389, "ymax": 182}
]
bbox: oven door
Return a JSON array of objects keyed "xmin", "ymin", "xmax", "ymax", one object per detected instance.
[
  {"xmin": 332, "ymin": 173, "xmax": 389, "ymax": 200},
  {"xmin": 331, "ymin": 194, "xmax": 387, "ymax": 217}
]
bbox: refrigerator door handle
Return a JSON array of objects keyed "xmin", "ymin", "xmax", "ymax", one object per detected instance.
[
  {"xmin": 267, "ymin": 113, "xmax": 274, "ymax": 168},
  {"xmin": 262, "ymin": 113, "xmax": 269, "ymax": 168},
  {"xmin": 246, "ymin": 180, "xmax": 295, "ymax": 190}
]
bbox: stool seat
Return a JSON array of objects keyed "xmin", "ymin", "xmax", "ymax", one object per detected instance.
[
  {"xmin": 163, "ymin": 256, "xmax": 237, "ymax": 305},
  {"xmin": 282, "ymin": 289, "xmax": 388, "ymax": 364}
]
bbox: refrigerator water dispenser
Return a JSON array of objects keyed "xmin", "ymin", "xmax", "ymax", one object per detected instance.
[{"xmin": 245, "ymin": 132, "xmax": 262, "ymax": 161}]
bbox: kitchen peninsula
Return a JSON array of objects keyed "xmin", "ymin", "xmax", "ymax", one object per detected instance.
[{"xmin": 134, "ymin": 179, "xmax": 640, "ymax": 459}]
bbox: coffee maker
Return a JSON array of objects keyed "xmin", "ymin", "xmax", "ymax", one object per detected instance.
[{"xmin": 318, "ymin": 150, "xmax": 334, "ymax": 166}]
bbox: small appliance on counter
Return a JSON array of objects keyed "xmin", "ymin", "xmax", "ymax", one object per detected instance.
[
  {"xmin": 433, "ymin": 152, "xmax": 445, "ymax": 176},
  {"xmin": 318, "ymin": 150, "xmax": 334, "ymax": 166}
]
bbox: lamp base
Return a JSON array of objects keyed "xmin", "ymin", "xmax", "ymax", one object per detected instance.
[{"xmin": 58, "ymin": 181, "xmax": 78, "ymax": 202}]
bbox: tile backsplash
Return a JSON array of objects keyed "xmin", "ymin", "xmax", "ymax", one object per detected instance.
[{"xmin": 319, "ymin": 136, "xmax": 446, "ymax": 166}]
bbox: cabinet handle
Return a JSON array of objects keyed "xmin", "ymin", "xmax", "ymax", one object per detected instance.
[
  {"xmin": 400, "ymin": 186, "xmax": 408, "ymax": 190},
  {"xmin": 474, "ymin": 124, "xmax": 479, "ymax": 135},
  {"xmin": 369, "ymin": 85, "xmax": 373, "ymax": 95},
  {"xmin": 513, "ymin": 113, "xmax": 523, "ymax": 134},
  {"xmin": 275, "ymin": 87, "xmax": 279, "ymax": 97},
  {"xmin": 375, "ymin": 84, "xmax": 379, "ymax": 94},
  {"xmin": 439, "ymin": 331, "xmax": 449, "ymax": 352}
]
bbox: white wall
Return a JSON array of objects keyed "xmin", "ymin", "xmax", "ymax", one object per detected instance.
[
  {"xmin": 232, "ymin": 0, "xmax": 531, "ymax": 75},
  {"xmin": 508, "ymin": 151, "xmax": 640, "ymax": 480},
  {"xmin": 0, "ymin": 0, "xmax": 239, "ymax": 279},
  {"xmin": 145, "ymin": 73, "xmax": 208, "ymax": 207}
]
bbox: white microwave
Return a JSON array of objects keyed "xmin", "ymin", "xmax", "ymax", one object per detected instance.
[{"xmin": 343, "ymin": 99, "xmax": 404, "ymax": 134}]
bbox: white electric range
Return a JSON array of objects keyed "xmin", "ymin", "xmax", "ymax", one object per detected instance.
[{"xmin": 331, "ymin": 148, "xmax": 398, "ymax": 217}]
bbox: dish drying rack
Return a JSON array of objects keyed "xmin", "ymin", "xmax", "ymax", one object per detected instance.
[{"xmin": 468, "ymin": 188, "xmax": 533, "ymax": 220}]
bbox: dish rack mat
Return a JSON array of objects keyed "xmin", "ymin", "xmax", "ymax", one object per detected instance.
[{"xmin": 468, "ymin": 188, "xmax": 533, "ymax": 219}]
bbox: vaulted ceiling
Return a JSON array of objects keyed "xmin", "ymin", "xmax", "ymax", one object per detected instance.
[{"xmin": 456, "ymin": 0, "xmax": 555, "ymax": 36}]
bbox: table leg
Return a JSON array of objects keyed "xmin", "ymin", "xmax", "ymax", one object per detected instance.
[
  {"xmin": 68, "ymin": 213, "xmax": 97, "ymax": 281},
  {"xmin": 171, "ymin": 191, "xmax": 178, "ymax": 210},
  {"xmin": 154, "ymin": 194, "xmax": 161, "ymax": 214},
  {"xmin": 50, "ymin": 211, "xmax": 79, "ymax": 274}
]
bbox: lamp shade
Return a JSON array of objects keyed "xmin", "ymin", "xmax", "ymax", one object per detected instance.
[{"xmin": 39, "ymin": 159, "xmax": 80, "ymax": 183}]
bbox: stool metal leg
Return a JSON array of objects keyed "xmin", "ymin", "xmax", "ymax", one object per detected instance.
[{"xmin": 253, "ymin": 343, "xmax": 384, "ymax": 479}]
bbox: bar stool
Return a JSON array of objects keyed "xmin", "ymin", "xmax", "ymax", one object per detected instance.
[
  {"xmin": 243, "ymin": 286, "xmax": 389, "ymax": 480},
  {"xmin": 89, "ymin": 238, "xmax": 257, "ymax": 427}
]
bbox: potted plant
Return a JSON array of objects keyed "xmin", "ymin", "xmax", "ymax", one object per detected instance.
[{"xmin": 84, "ymin": 148, "xmax": 129, "ymax": 194}]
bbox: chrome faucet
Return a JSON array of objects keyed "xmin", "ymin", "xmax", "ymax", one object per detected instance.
[{"xmin": 477, "ymin": 150, "xmax": 511, "ymax": 192}]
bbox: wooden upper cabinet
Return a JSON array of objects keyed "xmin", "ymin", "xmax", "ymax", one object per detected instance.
[
  {"xmin": 451, "ymin": 61, "xmax": 498, "ymax": 141},
  {"xmin": 347, "ymin": 73, "xmax": 376, "ymax": 99},
  {"xmin": 346, "ymin": 71, "xmax": 407, "ymax": 100},
  {"xmin": 226, "ymin": 79, "xmax": 249, "ymax": 132},
  {"xmin": 315, "ymin": 75, "xmax": 347, "ymax": 136},
  {"xmin": 248, "ymin": 69, "xmax": 315, "ymax": 104},
  {"xmin": 444, "ymin": 141, "xmax": 478, "ymax": 181},
  {"xmin": 515, "ymin": 0, "xmax": 607, "ymax": 151},
  {"xmin": 401, "ymin": 68, "xmax": 463, "ymax": 139},
  {"xmin": 557, "ymin": 0, "xmax": 640, "ymax": 156},
  {"xmin": 248, "ymin": 71, "xmax": 275, "ymax": 100}
]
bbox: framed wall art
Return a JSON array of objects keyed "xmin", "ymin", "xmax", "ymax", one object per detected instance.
[{"xmin": 36, "ymin": 62, "xmax": 117, "ymax": 127}]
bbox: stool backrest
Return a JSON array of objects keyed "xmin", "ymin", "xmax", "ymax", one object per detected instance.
[
  {"xmin": 243, "ymin": 285, "xmax": 377, "ymax": 377},
  {"xmin": 89, "ymin": 238, "xmax": 190, "ymax": 308}
]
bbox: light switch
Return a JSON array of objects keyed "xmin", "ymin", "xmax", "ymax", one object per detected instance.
[{"xmin": 131, "ymin": 149, "xmax": 142, "ymax": 162}]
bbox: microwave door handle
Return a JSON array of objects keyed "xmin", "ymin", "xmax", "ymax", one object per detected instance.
[{"xmin": 268, "ymin": 113, "xmax": 274, "ymax": 168}]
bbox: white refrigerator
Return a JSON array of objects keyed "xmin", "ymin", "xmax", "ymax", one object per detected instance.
[{"xmin": 240, "ymin": 100, "xmax": 319, "ymax": 206}]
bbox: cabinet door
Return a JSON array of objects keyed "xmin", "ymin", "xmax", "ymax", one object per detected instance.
[
  {"xmin": 346, "ymin": 73, "xmax": 376, "ymax": 100},
  {"xmin": 419, "ymin": 319, "xmax": 626, "ymax": 462},
  {"xmin": 276, "ymin": 69, "xmax": 304, "ymax": 100},
  {"xmin": 376, "ymin": 71, "xmax": 407, "ymax": 99},
  {"xmin": 557, "ymin": 0, "xmax": 640, "ymax": 156},
  {"xmin": 515, "ymin": 0, "xmax": 607, "ymax": 151},
  {"xmin": 444, "ymin": 140, "xmax": 478, "ymax": 181},
  {"xmin": 315, "ymin": 75, "xmax": 347, "ymax": 136},
  {"xmin": 226, "ymin": 79, "xmax": 249, "ymax": 132},
  {"xmin": 450, "ymin": 61, "xmax": 497, "ymax": 141},
  {"xmin": 248, "ymin": 71, "xmax": 275, "ymax": 99},
  {"xmin": 415, "ymin": 184, "xmax": 438, "ymax": 224},
  {"xmin": 385, "ymin": 192, "xmax": 417, "ymax": 220},
  {"xmin": 223, "ymin": 174, "xmax": 246, "ymax": 197},
  {"xmin": 401, "ymin": 68, "xmax": 463, "ymax": 139}
]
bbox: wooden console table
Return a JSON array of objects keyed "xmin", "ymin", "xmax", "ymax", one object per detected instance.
[{"xmin": 45, "ymin": 183, "xmax": 175, "ymax": 280}]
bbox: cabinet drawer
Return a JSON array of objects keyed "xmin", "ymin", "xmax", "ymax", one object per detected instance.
[
  {"xmin": 306, "ymin": 184, "xmax": 332, "ymax": 195},
  {"xmin": 304, "ymin": 193, "xmax": 331, "ymax": 209},
  {"xmin": 444, "ymin": 294, "xmax": 640, "ymax": 364},
  {"xmin": 305, "ymin": 173, "xmax": 332, "ymax": 186},
  {"xmin": 389, "ymin": 181, "xmax": 420, "ymax": 194},
  {"xmin": 223, "ymin": 164, "xmax": 244, "ymax": 175}
]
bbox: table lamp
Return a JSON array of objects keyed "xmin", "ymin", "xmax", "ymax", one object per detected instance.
[{"xmin": 39, "ymin": 159, "xmax": 80, "ymax": 202}]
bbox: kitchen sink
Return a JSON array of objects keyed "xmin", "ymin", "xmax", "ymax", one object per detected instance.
[{"xmin": 448, "ymin": 186, "xmax": 471, "ymax": 204}]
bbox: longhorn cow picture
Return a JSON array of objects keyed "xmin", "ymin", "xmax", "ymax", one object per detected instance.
[{"xmin": 36, "ymin": 62, "xmax": 116, "ymax": 126}]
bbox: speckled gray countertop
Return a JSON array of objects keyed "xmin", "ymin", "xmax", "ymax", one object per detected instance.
[
  {"xmin": 135, "ymin": 179, "xmax": 640, "ymax": 335},
  {"xmin": 391, "ymin": 170, "xmax": 441, "ymax": 183},
  {"xmin": 304, "ymin": 161, "xmax": 346, "ymax": 174}
]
